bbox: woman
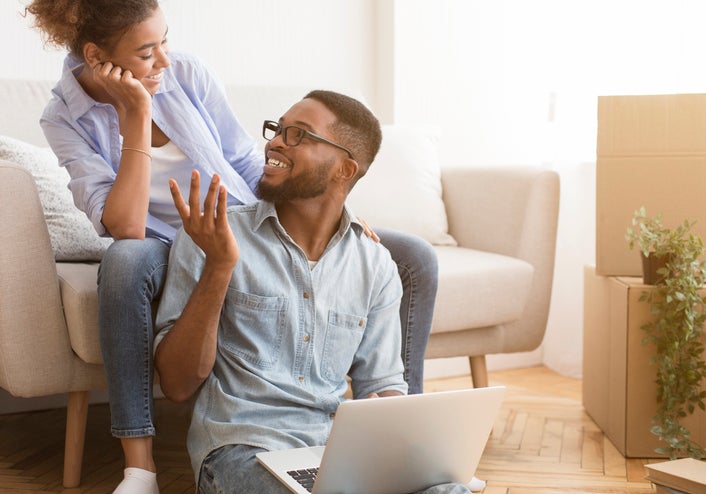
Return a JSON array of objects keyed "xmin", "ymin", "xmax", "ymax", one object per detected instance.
[{"xmin": 25, "ymin": 1, "xmax": 438, "ymax": 493}]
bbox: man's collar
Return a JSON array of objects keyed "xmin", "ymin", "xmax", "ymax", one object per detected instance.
[{"xmin": 253, "ymin": 200, "xmax": 365, "ymax": 237}]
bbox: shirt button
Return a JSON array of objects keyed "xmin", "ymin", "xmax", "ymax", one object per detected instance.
[
  {"xmin": 303, "ymin": 335, "xmax": 310, "ymax": 342},
  {"xmin": 329, "ymin": 413, "xmax": 336, "ymax": 419},
  {"xmin": 298, "ymin": 376, "xmax": 305, "ymax": 382},
  {"xmin": 358, "ymin": 320, "xmax": 365, "ymax": 327},
  {"xmin": 303, "ymin": 292, "xmax": 310, "ymax": 299}
]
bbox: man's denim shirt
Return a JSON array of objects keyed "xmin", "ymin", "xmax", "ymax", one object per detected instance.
[{"xmin": 155, "ymin": 201, "xmax": 408, "ymax": 478}]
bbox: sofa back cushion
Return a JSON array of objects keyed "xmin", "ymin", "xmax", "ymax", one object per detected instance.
[
  {"xmin": 0, "ymin": 79, "xmax": 53, "ymax": 146},
  {"xmin": 0, "ymin": 135, "xmax": 113, "ymax": 260},
  {"xmin": 347, "ymin": 125, "xmax": 457, "ymax": 246}
]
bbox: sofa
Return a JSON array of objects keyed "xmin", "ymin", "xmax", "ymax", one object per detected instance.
[{"xmin": 0, "ymin": 79, "xmax": 559, "ymax": 487}]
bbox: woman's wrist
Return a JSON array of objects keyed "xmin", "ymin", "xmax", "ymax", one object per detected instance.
[
  {"xmin": 117, "ymin": 103, "xmax": 152, "ymax": 133},
  {"xmin": 121, "ymin": 147, "xmax": 152, "ymax": 160}
]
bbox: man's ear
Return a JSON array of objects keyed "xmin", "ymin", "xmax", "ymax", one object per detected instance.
[
  {"xmin": 83, "ymin": 42, "xmax": 106, "ymax": 68},
  {"xmin": 336, "ymin": 158, "xmax": 359, "ymax": 183}
]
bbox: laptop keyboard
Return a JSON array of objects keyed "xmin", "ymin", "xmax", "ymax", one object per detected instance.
[{"xmin": 287, "ymin": 468, "xmax": 318, "ymax": 492}]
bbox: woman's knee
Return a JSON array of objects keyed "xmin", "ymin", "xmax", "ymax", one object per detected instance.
[
  {"xmin": 98, "ymin": 239, "xmax": 170, "ymax": 293},
  {"xmin": 377, "ymin": 229, "xmax": 438, "ymax": 282}
]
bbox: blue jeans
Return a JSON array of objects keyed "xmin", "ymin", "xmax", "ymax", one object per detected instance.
[
  {"xmin": 97, "ymin": 230, "xmax": 437, "ymax": 436},
  {"xmin": 377, "ymin": 229, "xmax": 438, "ymax": 394},
  {"xmin": 198, "ymin": 445, "xmax": 470, "ymax": 494},
  {"xmin": 97, "ymin": 238, "xmax": 170, "ymax": 438}
]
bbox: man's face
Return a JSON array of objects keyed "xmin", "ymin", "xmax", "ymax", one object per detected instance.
[{"xmin": 258, "ymin": 99, "xmax": 345, "ymax": 203}]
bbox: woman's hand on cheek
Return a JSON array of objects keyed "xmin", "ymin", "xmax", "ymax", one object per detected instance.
[{"xmin": 92, "ymin": 61, "xmax": 151, "ymax": 115}]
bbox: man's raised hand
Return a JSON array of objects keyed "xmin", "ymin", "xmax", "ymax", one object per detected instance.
[{"xmin": 169, "ymin": 170, "xmax": 239, "ymax": 270}]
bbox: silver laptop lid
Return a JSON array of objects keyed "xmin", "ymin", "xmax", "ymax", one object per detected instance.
[{"xmin": 312, "ymin": 386, "xmax": 505, "ymax": 494}]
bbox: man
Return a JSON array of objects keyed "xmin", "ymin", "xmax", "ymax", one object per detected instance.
[{"xmin": 154, "ymin": 90, "xmax": 471, "ymax": 493}]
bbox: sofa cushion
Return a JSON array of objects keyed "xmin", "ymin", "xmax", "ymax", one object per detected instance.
[
  {"xmin": 0, "ymin": 135, "xmax": 113, "ymax": 261},
  {"xmin": 56, "ymin": 263, "xmax": 102, "ymax": 365},
  {"xmin": 431, "ymin": 246, "xmax": 534, "ymax": 333},
  {"xmin": 0, "ymin": 79, "xmax": 52, "ymax": 147},
  {"xmin": 347, "ymin": 125, "xmax": 457, "ymax": 246}
]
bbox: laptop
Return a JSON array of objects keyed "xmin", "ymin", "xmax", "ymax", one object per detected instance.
[{"xmin": 256, "ymin": 386, "xmax": 505, "ymax": 494}]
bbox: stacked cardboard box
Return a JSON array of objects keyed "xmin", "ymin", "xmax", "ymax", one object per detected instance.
[
  {"xmin": 587, "ymin": 93, "xmax": 706, "ymax": 457},
  {"xmin": 596, "ymin": 93, "xmax": 706, "ymax": 277},
  {"xmin": 583, "ymin": 266, "xmax": 706, "ymax": 457}
]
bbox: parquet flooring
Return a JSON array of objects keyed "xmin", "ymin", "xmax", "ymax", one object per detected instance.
[
  {"xmin": 474, "ymin": 367, "xmax": 655, "ymax": 493},
  {"xmin": 0, "ymin": 366, "xmax": 657, "ymax": 493}
]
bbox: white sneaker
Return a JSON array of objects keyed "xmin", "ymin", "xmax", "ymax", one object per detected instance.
[
  {"xmin": 113, "ymin": 467, "xmax": 159, "ymax": 494},
  {"xmin": 467, "ymin": 476, "xmax": 486, "ymax": 492}
]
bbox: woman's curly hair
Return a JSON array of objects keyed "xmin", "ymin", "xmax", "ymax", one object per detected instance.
[{"xmin": 25, "ymin": 0, "xmax": 159, "ymax": 57}]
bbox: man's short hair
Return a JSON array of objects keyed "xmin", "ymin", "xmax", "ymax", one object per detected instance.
[{"xmin": 304, "ymin": 90, "xmax": 382, "ymax": 180}]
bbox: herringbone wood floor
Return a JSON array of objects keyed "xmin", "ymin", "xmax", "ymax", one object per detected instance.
[{"xmin": 0, "ymin": 366, "xmax": 657, "ymax": 493}]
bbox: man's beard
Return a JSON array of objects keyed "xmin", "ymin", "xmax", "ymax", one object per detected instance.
[{"xmin": 257, "ymin": 161, "xmax": 331, "ymax": 203}]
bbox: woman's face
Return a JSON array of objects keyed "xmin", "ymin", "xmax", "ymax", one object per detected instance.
[{"xmin": 102, "ymin": 7, "xmax": 170, "ymax": 95}]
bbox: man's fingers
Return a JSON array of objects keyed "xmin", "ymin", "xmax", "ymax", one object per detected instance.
[
  {"xmin": 169, "ymin": 179, "xmax": 190, "ymax": 220},
  {"xmin": 188, "ymin": 170, "xmax": 202, "ymax": 214},
  {"xmin": 216, "ymin": 184, "xmax": 229, "ymax": 227},
  {"xmin": 172, "ymin": 172, "xmax": 229, "ymax": 225},
  {"xmin": 203, "ymin": 174, "xmax": 220, "ymax": 218},
  {"xmin": 172, "ymin": 172, "xmax": 230, "ymax": 237}
]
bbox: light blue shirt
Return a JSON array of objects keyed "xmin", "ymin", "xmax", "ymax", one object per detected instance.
[
  {"xmin": 40, "ymin": 52, "xmax": 263, "ymax": 242},
  {"xmin": 154, "ymin": 201, "xmax": 408, "ymax": 478}
]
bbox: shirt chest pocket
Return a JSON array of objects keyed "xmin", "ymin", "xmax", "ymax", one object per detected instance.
[
  {"xmin": 321, "ymin": 310, "xmax": 367, "ymax": 383},
  {"xmin": 220, "ymin": 288, "xmax": 288, "ymax": 369}
]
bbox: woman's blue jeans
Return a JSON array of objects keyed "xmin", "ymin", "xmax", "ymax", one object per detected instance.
[
  {"xmin": 97, "ymin": 230, "xmax": 437, "ymax": 437},
  {"xmin": 97, "ymin": 238, "xmax": 170, "ymax": 438},
  {"xmin": 376, "ymin": 228, "xmax": 438, "ymax": 394}
]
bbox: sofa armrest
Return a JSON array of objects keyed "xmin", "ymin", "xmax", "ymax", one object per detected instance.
[
  {"xmin": 439, "ymin": 166, "xmax": 560, "ymax": 353},
  {"xmin": 441, "ymin": 166, "xmax": 560, "ymax": 260},
  {"xmin": 0, "ymin": 161, "xmax": 100, "ymax": 396}
]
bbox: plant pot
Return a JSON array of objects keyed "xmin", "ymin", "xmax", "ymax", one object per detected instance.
[{"xmin": 641, "ymin": 253, "xmax": 671, "ymax": 285}]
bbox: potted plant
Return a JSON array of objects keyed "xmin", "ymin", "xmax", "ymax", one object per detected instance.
[
  {"xmin": 626, "ymin": 207, "xmax": 680, "ymax": 284},
  {"xmin": 626, "ymin": 207, "xmax": 706, "ymax": 459}
]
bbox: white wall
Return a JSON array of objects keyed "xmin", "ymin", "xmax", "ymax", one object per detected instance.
[
  {"xmin": 388, "ymin": 0, "xmax": 706, "ymax": 165},
  {"xmin": 1, "ymin": 0, "xmax": 377, "ymax": 100}
]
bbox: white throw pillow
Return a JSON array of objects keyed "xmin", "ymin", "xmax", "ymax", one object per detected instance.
[
  {"xmin": 347, "ymin": 125, "xmax": 457, "ymax": 246},
  {"xmin": 0, "ymin": 135, "xmax": 113, "ymax": 261}
]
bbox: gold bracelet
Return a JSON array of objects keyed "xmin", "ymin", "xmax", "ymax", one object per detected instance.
[{"xmin": 121, "ymin": 147, "xmax": 152, "ymax": 160}]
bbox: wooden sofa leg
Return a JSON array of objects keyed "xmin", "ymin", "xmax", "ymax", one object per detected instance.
[
  {"xmin": 63, "ymin": 391, "xmax": 89, "ymax": 488},
  {"xmin": 469, "ymin": 355, "xmax": 489, "ymax": 388}
]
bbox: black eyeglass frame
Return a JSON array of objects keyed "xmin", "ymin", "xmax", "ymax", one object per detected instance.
[{"xmin": 262, "ymin": 120, "xmax": 354, "ymax": 160}]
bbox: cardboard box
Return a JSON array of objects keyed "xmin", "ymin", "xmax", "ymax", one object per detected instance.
[
  {"xmin": 583, "ymin": 265, "xmax": 706, "ymax": 457},
  {"xmin": 596, "ymin": 93, "xmax": 706, "ymax": 277}
]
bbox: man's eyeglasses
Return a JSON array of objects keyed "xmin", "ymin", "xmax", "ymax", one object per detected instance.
[{"xmin": 262, "ymin": 120, "xmax": 354, "ymax": 160}]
